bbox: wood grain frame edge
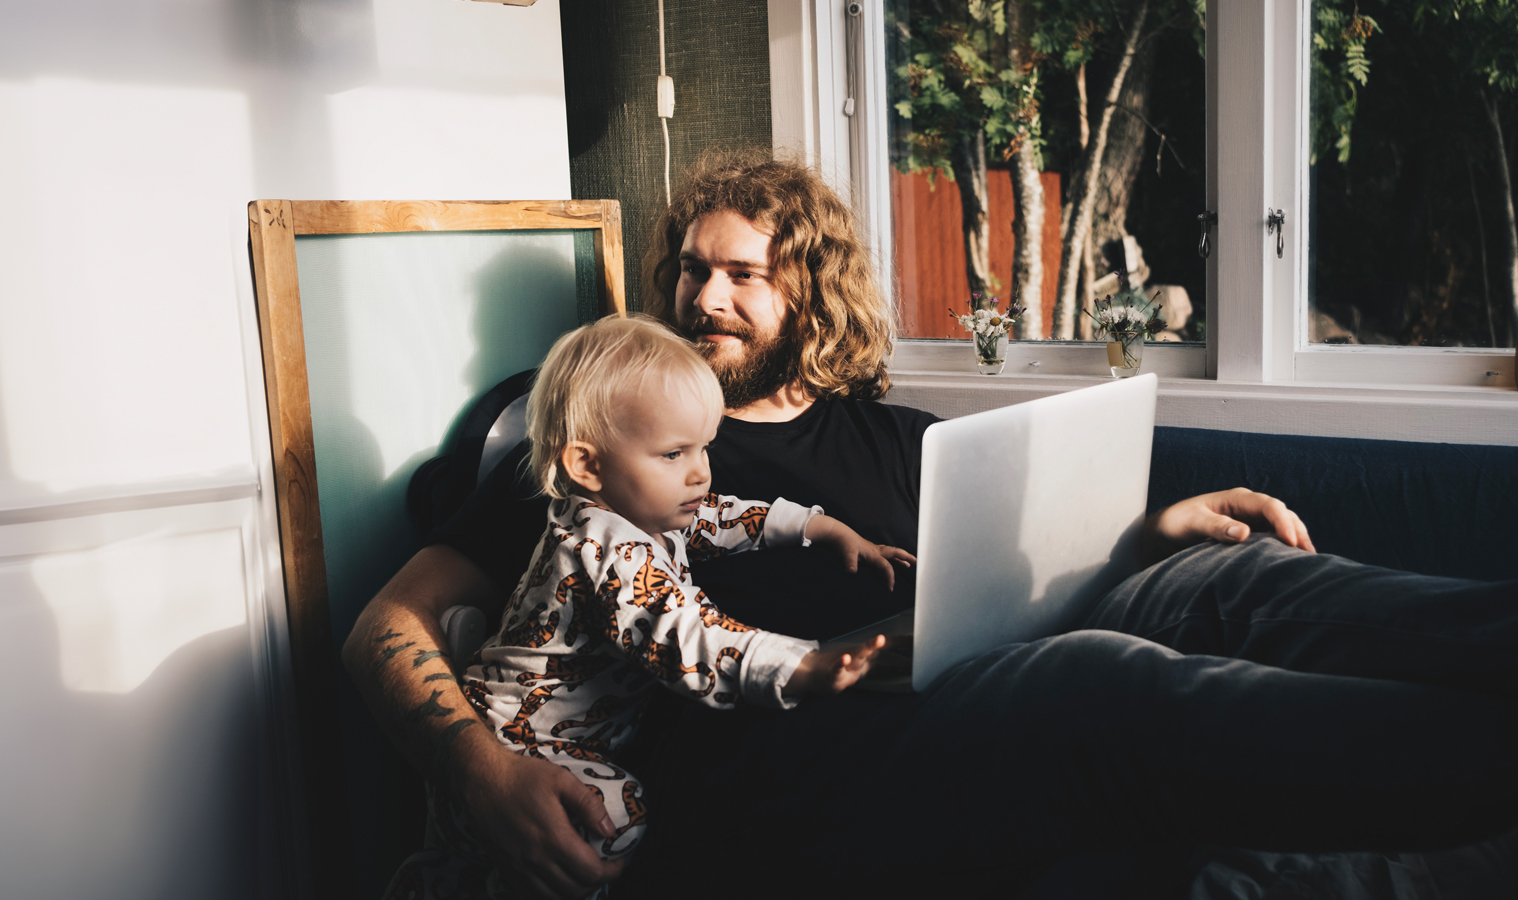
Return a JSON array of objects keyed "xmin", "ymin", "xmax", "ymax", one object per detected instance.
[
  {"xmin": 596, "ymin": 199, "xmax": 627, "ymax": 317},
  {"xmin": 248, "ymin": 200, "xmax": 353, "ymax": 900}
]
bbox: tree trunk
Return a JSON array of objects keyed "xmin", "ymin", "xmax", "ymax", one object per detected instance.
[
  {"xmin": 1077, "ymin": 63, "xmax": 1090, "ymax": 151},
  {"xmin": 1008, "ymin": 0, "xmax": 1045, "ymax": 340},
  {"xmin": 1077, "ymin": 234, "xmax": 1096, "ymax": 339},
  {"xmin": 1091, "ymin": 39, "xmax": 1157, "ymax": 261},
  {"xmin": 1483, "ymin": 90, "xmax": 1518, "ymax": 344},
  {"xmin": 1052, "ymin": 0, "xmax": 1149, "ymax": 340},
  {"xmin": 1011, "ymin": 140, "xmax": 1046, "ymax": 339},
  {"xmin": 949, "ymin": 129, "xmax": 993, "ymax": 301}
]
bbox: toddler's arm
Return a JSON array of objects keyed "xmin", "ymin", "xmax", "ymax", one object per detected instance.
[
  {"xmin": 803, "ymin": 515, "xmax": 917, "ymax": 590},
  {"xmin": 574, "ymin": 509, "xmax": 815, "ymax": 710},
  {"xmin": 783, "ymin": 634, "xmax": 891, "ymax": 696},
  {"xmin": 684, "ymin": 493, "xmax": 820, "ymax": 561}
]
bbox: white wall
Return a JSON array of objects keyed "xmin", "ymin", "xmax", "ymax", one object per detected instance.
[{"xmin": 0, "ymin": 1, "xmax": 570, "ymax": 897}]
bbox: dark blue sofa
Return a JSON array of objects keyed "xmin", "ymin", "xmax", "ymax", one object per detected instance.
[
  {"xmin": 1030, "ymin": 426, "xmax": 1518, "ymax": 900},
  {"xmin": 1148, "ymin": 427, "xmax": 1518, "ymax": 583}
]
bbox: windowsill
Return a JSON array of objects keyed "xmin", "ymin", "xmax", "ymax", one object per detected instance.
[
  {"xmin": 887, "ymin": 342, "xmax": 1518, "ymax": 446},
  {"xmin": 893, "ymin": 339, "xmax": 1208, "ymax": 379}
]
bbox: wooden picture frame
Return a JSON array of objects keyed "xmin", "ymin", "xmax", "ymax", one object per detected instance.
[{"xmin": 247, "ymin": 199, "xmax": 624, "ymax": 897}]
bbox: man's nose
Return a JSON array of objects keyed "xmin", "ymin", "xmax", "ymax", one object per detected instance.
[{"xmin": 694, "ymin": 274, "xmax": 732, "ymax": 314}]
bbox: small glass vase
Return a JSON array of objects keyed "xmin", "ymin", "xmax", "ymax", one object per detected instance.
[
  {"xmin": 974, "ymin": 332, "xmax": 1006, "ymax": 375},
  {"xmin": 1105, "ymin": 333, "xmax": 1144, "ymax": 378}
]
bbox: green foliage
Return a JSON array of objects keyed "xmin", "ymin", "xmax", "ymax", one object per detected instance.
[
  {"xmin": 887, "ymin": 0, "xmax": 1204, "ymax": 180},
  {"xmin": 1310, "ymin": 2, "xmax": 1380, "ymax": 165},
  {"xmin": 1411, "ymin": 0, "xmax": 1518, "ymax": 94},
  {"xmin": 1313, "ymin": 0, "xmax": 1518, "ymax": 166},
  {"xmin": 887, "ymin": 0, "xmax": 1044, "ymax": 177}
]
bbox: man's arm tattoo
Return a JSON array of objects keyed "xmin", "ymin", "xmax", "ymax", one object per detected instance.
[
  {"xmin": 428, "ymin": 718, "xmax": 480, "ymax": 772},
  {"xmin": 374, "ymin": 629, "xmax": 403, "ymax": 643},
  {"xmin": 412, "ymin": 648, "xmax": 449, "ymax": 668},
  {"xmin": 423, "ymin": 672, "xmax": 458, "ymax": 683},
  {"xmin": 374, "ymin": 641, "xmax": 417, "ymax": 671},
  {"xmin": 406, "ymin": 689, "xmax": 454, "ymax": 724}
]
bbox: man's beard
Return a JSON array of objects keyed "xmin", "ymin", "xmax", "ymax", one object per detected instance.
[{"xmin": 679, "ymin": 313, "xmax": 802, "ymax": 410}]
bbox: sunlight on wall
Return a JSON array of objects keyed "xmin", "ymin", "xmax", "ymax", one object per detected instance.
[
  {"xmin": 32, "ymin": 527, "xmax": 248, "ymax": 694},
  {"xmin": 0, "ymin": 79, "xmax": 255, "ymax": 495},
  {"xmin": 326, "ymin": 86, "xmax": 571, "ymax": 200}
]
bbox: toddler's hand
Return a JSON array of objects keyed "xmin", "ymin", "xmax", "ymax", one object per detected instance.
[
  {"xmin": 784, "ymin": 635, "xmax": 888, "ymax": 696},
  {"xmin": 805, "ymin": 515, "xmax": 916, "ymax": 590}
]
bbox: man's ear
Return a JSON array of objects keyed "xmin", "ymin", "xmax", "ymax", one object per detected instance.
[{"xmin": 561, "ymin": 441, "xmax": 603, "ymax": 494}]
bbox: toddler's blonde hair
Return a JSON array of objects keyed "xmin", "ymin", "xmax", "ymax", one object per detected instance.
[{"xmin": 528, "ymin": 315, "xmax": 725, "ymax": 499}]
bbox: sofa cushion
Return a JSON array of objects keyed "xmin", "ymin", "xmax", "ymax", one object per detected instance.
[{"xmin": 1149, "ymin": 427, "xmax": 1518, "ymax": 582}]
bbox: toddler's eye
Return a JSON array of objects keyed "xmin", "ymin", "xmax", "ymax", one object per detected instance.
[{"xmin": 663, "ymin": 450, "xmax": 682, "ymax": 460}]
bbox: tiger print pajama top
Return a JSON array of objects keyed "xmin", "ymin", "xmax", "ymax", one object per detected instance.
[{"xmin": 459, "ymin": 492, "xmax": 821, "ymax": 862}]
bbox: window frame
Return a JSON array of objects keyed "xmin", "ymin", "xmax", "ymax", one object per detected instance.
[{"xmin": 770, "ymin": 0, "xmax": 1518, "ymax": 392}]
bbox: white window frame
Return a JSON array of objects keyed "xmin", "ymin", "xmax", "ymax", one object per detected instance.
[
  {"xmin": 768, "ymin": 0, "xmax": 1518, "ymax": 443},
  {"xmin": 1218, "ymin": 0, "xmax": 1516, "ymax": 388}
]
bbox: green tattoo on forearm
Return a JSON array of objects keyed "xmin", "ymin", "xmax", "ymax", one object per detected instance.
[
  {"xmin": 374, "ymin": 641, "xmax": 417, "ymax": 670},
  {"xmin": 423, "ymin": 672, "xmax": 457, "ymax": 683},
  {"xmin": 412, "ymin": 648, "xmax": 449, "ymax": 668},
  {"xmin": 428, "ymin": 718, "xmax": 480, "ymax": 772},
  {"xmin": 406, "ymin": 689, "xmax": 454, "ymax": 723}
]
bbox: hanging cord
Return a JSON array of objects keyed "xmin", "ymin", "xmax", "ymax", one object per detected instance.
[
  {"xmin": 844, "ymin": 2, "xmax": 862, "ymax": 116},
  {"xmin": 657, "ymin": 0, "xmax": 675, "ymax": 204}
]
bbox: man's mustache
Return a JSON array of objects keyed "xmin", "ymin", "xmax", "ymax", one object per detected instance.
[{"xmin": 680, "ymin": 314, "xmax": 755, "ymax": 341}]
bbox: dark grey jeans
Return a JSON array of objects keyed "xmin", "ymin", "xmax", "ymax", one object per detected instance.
[{"xmin": 620, "ymin": 537, "xmax": 1518, "ymax": 898}]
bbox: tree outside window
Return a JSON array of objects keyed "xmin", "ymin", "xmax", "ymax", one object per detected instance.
[
  {"xmin": 888, "ymin": 0, "xmax": 1518, "ymax": 354},
  {"xmin": 887, "ymin": 0, "xmax": 1206, "ymax": 344},
  {"xmin": 1308, "ymin": 0, "xmax": 1518, "ymax": 349}
]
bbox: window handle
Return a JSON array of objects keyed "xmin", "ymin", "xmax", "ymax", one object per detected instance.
[
  {"xmin": 1267, "ymin": 208, "xmax": 1286, "ymax": 259},
  {"xmin": 1197, "ymin": 211, "xmax": 1217, "ymax": 259}
]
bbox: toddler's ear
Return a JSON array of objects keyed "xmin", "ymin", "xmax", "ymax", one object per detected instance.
[{"xmin": 561, "ymin": 441, "xmax": 603, "ymax": 494}]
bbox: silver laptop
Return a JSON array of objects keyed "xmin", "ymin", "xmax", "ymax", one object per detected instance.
[{"xmin": 829, "ymin": 373, "xmax": 1157, "ymax": 692}]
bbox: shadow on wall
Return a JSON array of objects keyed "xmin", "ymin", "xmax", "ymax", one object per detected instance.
[
  {"xmin": 0, "ymin": 295, "xmax": 273, "ymax": 899},
  {"xmin": 0, "ymin": 577, "xmax": 261, "ymax": 900}
]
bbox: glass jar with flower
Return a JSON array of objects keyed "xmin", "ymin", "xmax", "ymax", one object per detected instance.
[
  {"xmin": 1085, "ymin": 273, "xmax": 1167, "ymax": 378},
  {"xmin": 951, "ymin": 292, "xmax": 1026, "ymax": 375}
]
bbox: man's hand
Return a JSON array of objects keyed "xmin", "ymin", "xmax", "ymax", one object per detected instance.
[
  {"xmin": 803, "ymin": 514, "xmax": 917, "ymax": 590},
  {"xmin": 343, "ymin": 545, "xmax": 621, "ymax": 899},
  {"xmin": 784, "ymin": 634, "xmax": 888, "ymax": 696},
  {"xmin": 1142, "ymin": 488, "xmax": 1315, "ymax": 566},
  {"xmin": 450, "ymin": 726, "xmax": 623, "ymax": 898}
]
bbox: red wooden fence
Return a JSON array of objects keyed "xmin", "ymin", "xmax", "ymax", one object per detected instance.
[{"xmin": 890, "ymin": 169, "xmax": 1062, "ymax": 339}]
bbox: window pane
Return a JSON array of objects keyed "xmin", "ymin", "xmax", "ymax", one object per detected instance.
[
  {"xmin": 1307, "ymin": 1, "xmax": 1518, "ymax": 348},
  {"xmin": 885, "ymin": 0, "xmax": 1207, "ymax": 345}
]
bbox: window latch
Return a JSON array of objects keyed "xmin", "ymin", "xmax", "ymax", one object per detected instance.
[
  {"xmin": 1267, "ymin": 208, "xmax": 1286, "ymax": 259},
  {"xmin": 1197, "ymin": 211, "xmax": 1217, "ymax": 259}
]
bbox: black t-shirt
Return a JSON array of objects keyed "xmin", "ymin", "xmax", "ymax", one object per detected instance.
[
  {"xmin": 704, "ymin": 397, "xmax": 936, "ymax": 553},
  {"xmin": 430, "ymin": 397, "xmax": 940, "ymax": 639}
]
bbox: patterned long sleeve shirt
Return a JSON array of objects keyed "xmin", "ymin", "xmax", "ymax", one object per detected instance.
[{"xmin": 463, "ymin": 493, "xmax": 821, "ymax": 760}]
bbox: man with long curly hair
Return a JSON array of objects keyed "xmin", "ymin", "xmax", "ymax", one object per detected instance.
[{"xmin": 348, "ymin": 154, "xmax": 1518, "ymax": 899}]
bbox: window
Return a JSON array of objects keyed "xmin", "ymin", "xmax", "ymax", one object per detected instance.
[
  {"xmin": 773, "ymin": 0, "xmax": 1518, "ymax": 388},
  {"xmin": 884, "ymin": 0, "xmax": 1207, "ymax": 353},
  {"xmin": 1306, "ymin": 1, "xmax": 1518, "ymax": 354}
]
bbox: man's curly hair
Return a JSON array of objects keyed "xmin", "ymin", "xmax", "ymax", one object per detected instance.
[{"xmin": 641, "ymin": 151, "xmax": 896, "ymax": 401}]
